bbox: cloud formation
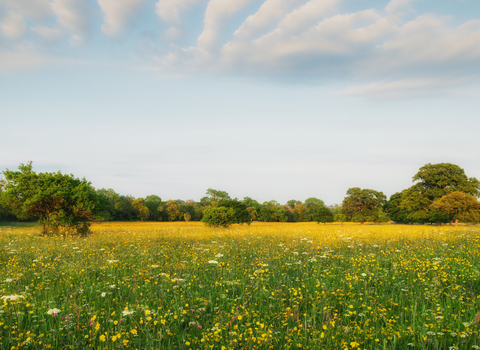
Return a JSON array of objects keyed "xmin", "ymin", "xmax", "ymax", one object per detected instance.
[
  {"xmin": 98, "ymin": 0, "xmax": 144, "ymax": 37},
  {"xmin": 1, "ymin": 0, "xmax": 480, "ymax": 96}
]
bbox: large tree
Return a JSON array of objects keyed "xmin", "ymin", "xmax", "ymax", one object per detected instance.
[
  {"xmin": 0, "ymin": 162, "xmax": 101, "ymax": 235},
  {"xmin": 430, "ymin": 191, "xmax": 480, "ymax": 225},
  {"xmin": 400, "ymin": 163, "xmax": 480, "ymax": 223},
  {"xmin": 384, "ymin": 191, "xmax": 410, "ymax": 223},
  {"xmin": 341, "ymin": 187, "xmax": 387, "ymax": 224}
]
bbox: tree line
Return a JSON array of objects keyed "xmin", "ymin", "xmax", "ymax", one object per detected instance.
[{"xmin": 1, "ymin": 162, "xmax": 479, "ymax": 235}]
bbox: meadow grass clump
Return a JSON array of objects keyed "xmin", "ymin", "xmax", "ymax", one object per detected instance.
[{"xmin": 1, "ymin": 222, "xmax": 480, "ymax": 349}]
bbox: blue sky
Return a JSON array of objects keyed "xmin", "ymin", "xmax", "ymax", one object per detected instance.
[{"xmin": 1, "ymin": 0, "xmax": 480, "ymax": 205}]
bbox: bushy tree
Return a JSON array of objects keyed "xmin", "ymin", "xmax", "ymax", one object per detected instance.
[
  {"xmin": 259, "ymin": 200, "xmax": 286, "ymax": 222},
  {"xmin": 400, "ymin": 163, "xmax": 480, "ymax": 223},
  {"xmin": 218, "ymin": 198, "xmax": 251, "ymax": 225},
  {"xmin": 201, "ymin": 207, "xmax": 235, "ymax": 228},
  {"xmin": 132, "ymin": 198, "xmax": 150, "ymax": 221},
  {"xmin": 311, "ymin": 205, "xmax": 334, "ymax": 224},
  {"xmin": 341, "ymin": 187, "xmax": 387, "ymax": 224},
  {"xmin": 384, "ymin": 192, "xmax": 410, "ymax": 223},
  {"xmin": 0, "ymin": 162, "xmax": 101, "ymax": 236},
  {"xmin": 430, "ymin": 191, "xmax": 480, "ymax": 225}
]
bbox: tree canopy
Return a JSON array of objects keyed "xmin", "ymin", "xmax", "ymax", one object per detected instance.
[
  {"xmin": 0, "ymin": 162, "xmax": 101, "ymax": 236},
  {"xmin": 341, "ymin": 187, "xmax": 387, "ymax": 223},
  {"xmin": 400, "ymin": 163, "xmax": 480, "ymax": 223}
]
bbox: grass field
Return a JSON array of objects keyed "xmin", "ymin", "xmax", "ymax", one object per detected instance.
[{"xmin": 2, "ymin": 222, "xmax": 480, "ymax": 349}]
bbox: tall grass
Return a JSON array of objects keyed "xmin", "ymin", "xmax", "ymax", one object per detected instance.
[{"xmin": 1, "ymin": 222, "xmax": 480, "ymax": 349}]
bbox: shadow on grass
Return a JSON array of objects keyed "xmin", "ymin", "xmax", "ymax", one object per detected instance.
[{"xmin": 0, "ymin": 221, "xmax": 39, "ymax": 228}]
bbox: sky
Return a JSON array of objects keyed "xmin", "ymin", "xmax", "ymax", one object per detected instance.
[{"xmin": 1, "ymin": 0, "xmax": 480, "ymax": 205}]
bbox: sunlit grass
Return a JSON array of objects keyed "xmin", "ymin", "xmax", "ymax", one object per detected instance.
[{"xmin": 1, "ymin": 222, "xmax": 480, "ymax": 349}]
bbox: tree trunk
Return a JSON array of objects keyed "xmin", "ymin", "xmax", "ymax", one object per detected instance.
[{"xmin": 455, "ymin": 218, "xmax": 458, "ymax": 227}]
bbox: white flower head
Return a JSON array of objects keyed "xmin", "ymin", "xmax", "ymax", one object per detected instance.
[
  {"xmin": 122, "ymin": 310, "xmax": 135, "ymax": 316},
  {"xmin": 215, "ymin": 253, "xmax": 224, "ymax": 258},
  {"xmin": 47, "ymin": 308, "xmax": 61, "ymax": 315},
  {"xmin": 1, "ymin": 295, "xmax": 24, "ymax": 301},
  {"xmin": 101, "ymin": 292, "xmax": 107, "ymax": 297},
  {"xmin": 208, "ymin": 260, "xmax": 218, "ymax": 264},
  {"xmin": 107, "ymin": 260, "xmax": 119, "ymax": 263},
  {"xmin": 109, "ymin": 284, "xmax": 116, "ymax": 289},
  {"xmin": 4, "ymin": 278, "xmax": 13, "ymax": 283}
]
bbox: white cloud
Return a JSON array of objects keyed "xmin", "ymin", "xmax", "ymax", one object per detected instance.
[
  {"xmin": 51, "ymin": 0, "xmax": 92, "ymax": 41},
  {"xmin": 0, "ymin": 11, "xmax": 27, "ymax": 40},
  {"xmin": 0, "ymin": 45, "xmax": 50, "ymax": 74},
  {"xmin": 197, "ymin": 0, "xmax": 256, "ymax": 50},
  {"xmin": 385, "ymin": 0, "xmax": 414, "ymax": 14},
  {"xmin": 233, "ymin": 0, "xmax": 304, "ymax": 40},
  {"xmin": 98, "ymin": 0, "xmax": 144, "ymax": 37},
  {"xmin": 340, "ymin": 78, "xmax": 455, "ymax": 98},
  {"xmin": 164, "ymin": 26, "xmax": 182, "ymax": 40},
  {"xmin": 31, "ymin": 25, "xmax": 63, "ymax": 41},
  {"xmin": 155, "ymin": 0, "xmax": 203, "ymax": 24}
]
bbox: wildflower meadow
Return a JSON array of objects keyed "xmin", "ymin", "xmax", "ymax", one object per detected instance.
[{"xmin": 1, "ymin": 222, "xmax": 480, "ymax": 349}]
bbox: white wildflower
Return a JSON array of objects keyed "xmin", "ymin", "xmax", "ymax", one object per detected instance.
[
  {"xmin": 1, "ymin": 295, "xmax": 24, "ymax": 301},
  {"xmin": 122, "ymin": 310, "xmax": 134, "ymax": 316},
  {"xmin": 101, "ymin": 292, "xmax": 107, "ymax": 297},
  {"xmin": 4, "ymin": 278, "xmax": 13, "ymax": 283},
  {"xmin": 208, "ymin": 260, "xmax": 218, "ymax": 264},
  {"xmin": 46, "ymin": 308, "xmax": 61, "ymax": 315},
  {"xmin": 215, "ymin": 253, "xmax": 224, "ymax": 258},
  {"xmin": 107, "ymin": 260, "xmax": 119, "ymax": 263}
]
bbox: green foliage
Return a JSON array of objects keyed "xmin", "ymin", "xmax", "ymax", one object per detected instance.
[
  {"xmin": 144, "ymin": 195, "xmax": 162, "ymax": 221},
  {"xmin": 259, "ymin": 200, "xmax": 286, "ymax": 222},
  {"xmin": 0, "ymin": 162, "xmax": 100, "ymax": 236},
  {"xmin": 218, "ymin": 198, "xmax": 251, "ymax": 225},
  {"xmin": 400, "ymin": 163, "xmax": 480, "ymax": 223},
  {"xmin": 384, "ymin": 192, "xmax": 410, "ymax": 223},
  {"xmin": 311, "ymin": 205, "xmax": 334, "ymax": 224},
  {"xmin": 132, "ymin": 198, "xmax": 150, "ymax": 221},
  {"xmin": 430, "ymin": 191, "xmax": 480, "ymax": 223},
  {"xmin": 166, "ymin": 200, "xmax": 181, "ymax": 221},
  {"xmin": 334, "ymin": 213, "xmax": 346, "ymax": 223},
  {"xmin": 341, "ymin": 187, "xmax": 387, "ymax": 223},
  {"xmin": 304, "ymin": 197, "xmax": 326, "ymax": 221},
  {"xmin": 201, "ymin": 206, "xmax": 235, "ymax": 227}
]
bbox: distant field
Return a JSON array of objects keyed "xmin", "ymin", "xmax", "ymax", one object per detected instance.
[{"xmin": 1, "ymin": 222, "xmax": 480, "ymax": 349}]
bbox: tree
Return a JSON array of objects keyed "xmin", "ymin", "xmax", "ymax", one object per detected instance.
[
  {"xmin": 430, "ymin": 191, "xmax": 480, "ymax": 225},
  {"xmin": 311, "ymin": 205, "xmax": 334, "ymax": 224},
  {"xmin": 259, "ymin": 200, "xmax": 286, "ymax": 222},
  {"xmin": 144, "ymin": 195, "xmax": 162, "ymax": 221},
  {"xmin": 132, "ymin": 198, "xmax": 150, "ymax": 221},
  {"xmin": 304, "ymin": 197, "xmax": 325, "ymax": 221},
  {"xmin": 341, "ymin": 187, "xmax": 387, "ymax": 224},
  {"xmin": 400, "ymin": 163, "xmax": 480, "ymax": 223},
  {"xmin": 218, "ymin": 198, "xmax": 251, "ymax": 225},
  {"xmin": 201, "ymin": 207, "xmax": 235, "ymax": 228},
  {"xmin": 0, "ymin": 162, "xmax": 101, "ymax": 236},
  {"xmin": 166, "ymin": 200, "xmax": 181, "ymax": 221},
  {"xmin": 384, "ymin": 192, "xmax": 410, "ymax": 223},
  {"xmin": 202, "ymin": 188, "xmax": 231, "ymax": 207}
]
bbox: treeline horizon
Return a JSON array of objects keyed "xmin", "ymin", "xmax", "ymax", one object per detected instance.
[{"xmin": 1, "ymin": 162, "xmax": 480, "ymax": 226}]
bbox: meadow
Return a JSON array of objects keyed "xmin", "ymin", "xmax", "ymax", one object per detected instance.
[{"xmin": 1, "ymin": 222, "xmax": 480, "ymax": 350}]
